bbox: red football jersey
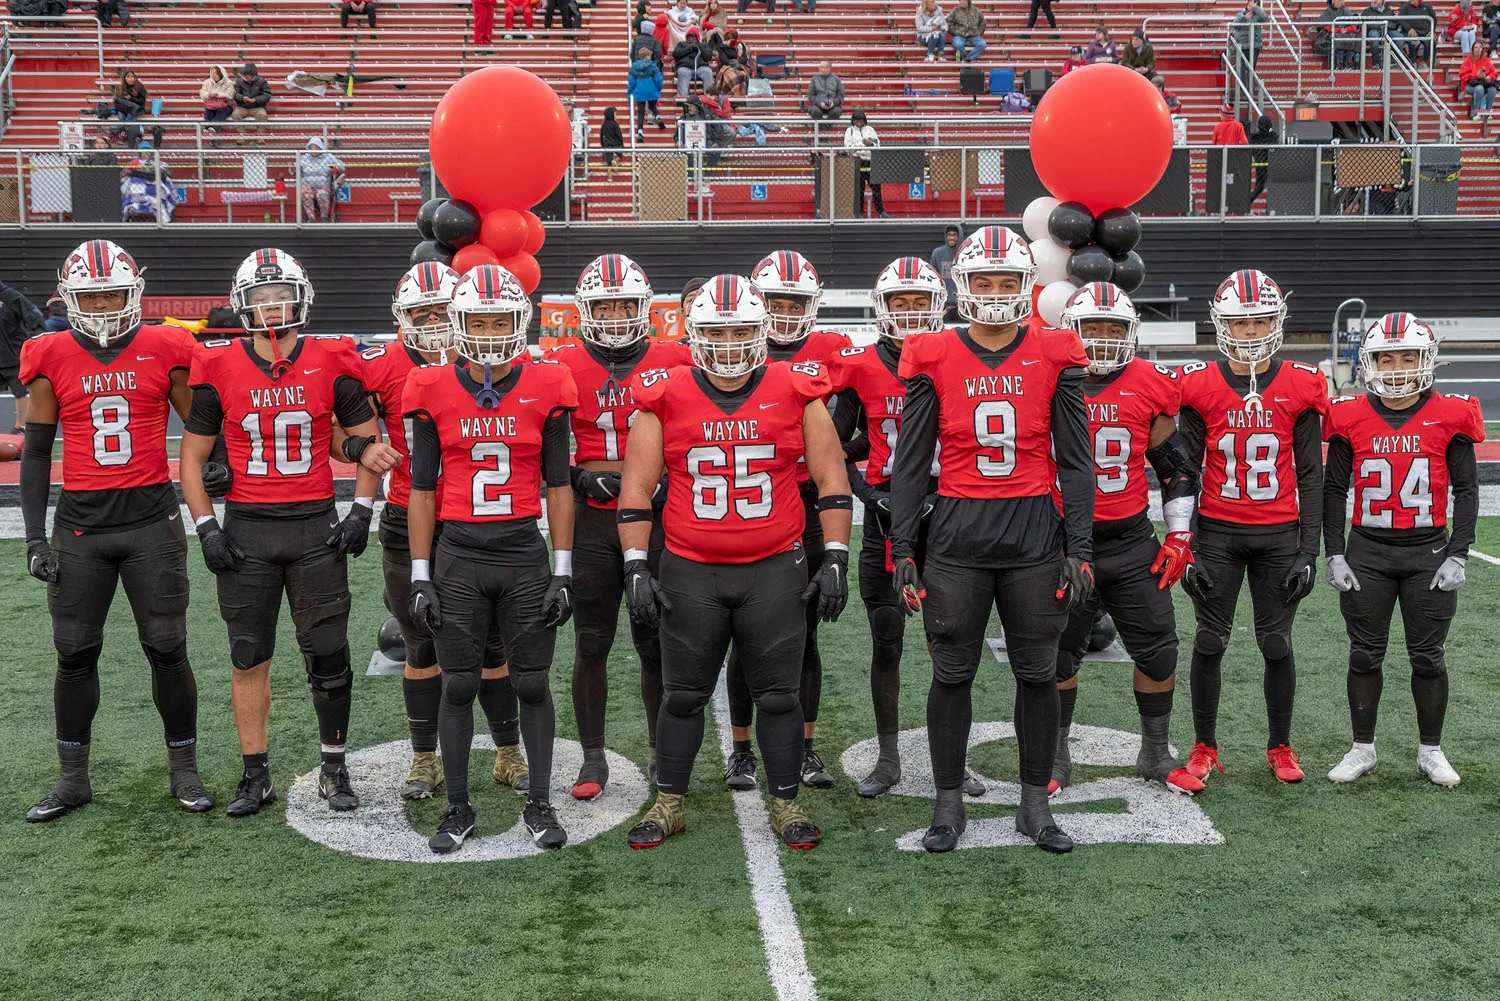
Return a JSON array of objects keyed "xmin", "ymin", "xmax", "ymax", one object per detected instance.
[
  {"xmin": 1085, "ymin": 359, "xmax": 1182, "ymax": 521},
  {"xmin": 898, "ymin": 325, "xmax": 1088, "ymax": 499},
  {"xmin": 189, "ymin": 335, "xmax": 363, "ymax": 505},
  {"xmin": 829, "ymin": 342, "xmax": 921, "ymax": 487},
  {"xmin": 1325, "ymin": 391, "xmax": 1485, "ymax": 530},
  {"xmin": 632, "ymin": 361, "xmax": 831, "ymax": 563},
  {"xmin": 1178, "ymin": 359, "xmax": 1328, "ymax": 525},
  {"xmin": 782, "ymin": 330, "xmax": 851, "ymax": 484},
  {"xmin": 403, "ymin": 359, "xmax": 579, "ymax": 524},
  {"xmin": 359, "ymin": 342, "xmax": 427, "ymax": 509},
  {"xmin": 19, "ymin": 324, "xmax": 195, "ymax": 492}
]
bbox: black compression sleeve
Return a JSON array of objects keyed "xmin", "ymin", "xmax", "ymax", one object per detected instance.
[
  {"xmin": 1051, "ymin": 367, "xmax": 1095, "ymax": 561},
  {"xmin": 845, "ymin": 460, "xmax": 872, "ymax": 503},
  {"xmin": 184, "ymin": 385, "xmax": 225, "ymax": 436},
  {"xmin": 20, "ymin": 422, "xmax": 57, "ymax": 545},
  {"xmin": 1447, "ymin": 436, "xmax": 1478, "ymax": 559},
  {"xmin": 842, "ymin": 392, "xmax": 871, "ymax": 463},
  {"xmin": 1146, "ymin": 429, "xmax": 1200, "ymax": 501},
  {"xmin": 1293, "ymin": 409, "xmax": 1324, "ymax": 556},
  {"xmin": 831, "ymin": 387, "xmax": 864, "ymax": 444},
  {"xmin": 409, "ymin": 414, "xmax": 440, "ymax": 491},
  {"xmin": 889, "ymin": 373, "xmax": 939, "ymax": 550},
  {"xmin": 332, "ymin": 374, "xmax": 377, "ymax": 427},
  {"xmin": 208, "ymin": 432, "xmax": 228, "ymax": 466},
  {"xmin": 1322, "ymin": 435, "xmax": 1353, "ymax": 557},
  {"xmin": 542, "ymin": 411, "xmax": 572, "ymax": 488}
]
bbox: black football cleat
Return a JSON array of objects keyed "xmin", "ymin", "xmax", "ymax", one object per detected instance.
[
  {"xmin": 429, "ymin": 802, "xmax": 477, "ymax": 855},
  {"xmin": 227, "ymin": 771, "xmax": 276, "ymax": 817},
  {"xmin": 571, "ymin": 751, "xmax": 609, "ymax": 801},
  {"xmin": 170, "ymin": 770, "xmax": 215, "ymax": 813},
  {"xmin": 523, "ymin": 798, "xmax": 568, "ymax": 850},
  {"xmin": 1016, "ymin": 782, "xmax": 1074, "ymax": 854},
  {"xmin": 724, "ymin": 749, "xmax": 758, "ymax": 791},
  {"xmin": 855, "ymin": 760, "xmax": 902, "ymax": 798},
  {"xmin": 800, "ymin": 748, "xmax": 833, "ymax": 788},
  {"xmin": 922, "ymin": 789, "xmax": 966, "ymax": 853},
  {"xmin": 25, "ymin": 783, "xmax": 92, "ymax": 823},
  {"xmin": 962, "ymin": 769, "xmax": 986, "ymax": 797},
  {"xmin": 318, "ymin": 764, "xmax": 360, "ymax": 812}
]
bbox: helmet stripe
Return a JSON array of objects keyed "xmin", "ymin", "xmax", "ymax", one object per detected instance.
[
  {"xmin": 1097, "ymin": 283, "xmax": 1113, "ymax": 309},
  {"xmin": 605, "ymin": 254, "xmax": 620, "ymax": 287}
]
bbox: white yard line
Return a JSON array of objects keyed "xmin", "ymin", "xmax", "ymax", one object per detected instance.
[
  {"xmin": 1467, "ymin": 549, "xmax": 1500, "ymax": 566},
  {"xmin": 709, "ymin": 674, "xmax": 818, "ymax": 1001}
]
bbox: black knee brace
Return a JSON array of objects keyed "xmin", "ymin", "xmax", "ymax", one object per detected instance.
[
  {"xmin": 1134, "ymin": 641, "xmax": 1179, "ymax": 684},
  {"xmin": 1009, "ymin": 653, "xmax": 1057, "ymax": 687},
  {"xmin": 756, "ymin": 690, "xmax": 800, "ymax": 716},
  {"xmin": 1349, "ymin": 646, "xmax": 1383, "ymax": 675},
  {"xmin": 575, "ymin": 620, "xmax": 615, "ymax": 666},
  {"xmin": 1055, "ymin": 649, "xmax": 1082, "ymax": 684},
  {"xmin": 868, "ymin": 604, "xmax": 905, "ymax": 645},
  {"xmin": 1409, "ymin": 648, "xmax": 1447, "ymax": 680},
  {"xmin": 230, "ymin": 639, "xmax": 271, "ymax": 672},
  {"xmin": 510, "ymin": 669, "xmax": 552, "ymax": 706},
  {"xmin": 407, "ymin": 636, "xmax": 438, "ymax": 670},
  {"xmin": 663, "ymin": 689, "xmax": 710, "ymax": 718},
  {"xmin": 304, "ymin": 647, "xmax": 353, "ymax": 693},
  {"xmin": 443, "ymin": 668, "xmax": 481, "ymax": 706},
  {"xmin": 1193, "ymin": 626, "xmax": 1229, "ymax": 658},
  {"xmin": 1255, "ymin": 629, "xmax": 1291, "ymax": 661}
]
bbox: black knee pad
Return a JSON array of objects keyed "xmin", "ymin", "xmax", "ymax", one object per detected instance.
[
  {"xmin": 57, "ymin": 644, "xmax": 103, "ymax": 684},
  {"xmin": 574, "ymin": 621, "xmax": 615, "ymax": 665},
  {"xmin": 230, "ymin": 638, "xmax": 272, "ymax": 672},
  {"xmin": 1055, "ymin": 649, "xmax": 1082, "ymax": 684},
  {"xmin": 1010, "ymin": 655, "xmax": 1056, "ymax": 687},
  {"xmin": 1193, "ymin": 626, "xmax": 1229, "ymax": 658},
  {"xmin": 304, "ymin": 647, "xmax": 353, "ymax": 693},
  {"xmin": 1134, "ymin": 641, "xmax": 1179, "ymax": 684},
  {"xmin": 1348, "ymin": 647, "xmax": 1383, "ymax": 675},
  {"xmin": 868, "ymin": 604, "xmax": 905, "ymax": 645},
  {"xmin": 1409, "ymin": 649, "xmax": 1447, "ymax": 680},
  {"xmin": 442, "ymin": 668, "xmax": 481, "ymax": 706},
  {"xmin": 1255, "ymin": 629, "xmax": 1291, "ymax": 661},
  {"xmin": 662, "ymin": 689, "xmax": 710, "ymax": 719},
  {"xmin": 756, "ymin": 690, "xmax": 800, "ymax": 716},
  {"xmin": 929, "ymin": 649, "xmax": 980, "ymax": 687},
  {"xmin": 510, "ymin": 669, "xmax": 552, "ymax": 706},
  {"xmin": 407, "ymin": 636, "xmax": 438, "ymax": 670},
  {"xmin": 142, "ymin": 642, "xmax": 190, "ymax": 676}
]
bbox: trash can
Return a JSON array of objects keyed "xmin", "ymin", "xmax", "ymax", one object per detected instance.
[{"xmin": 1416, "ymin": 145, "xmax": 1461, "ymax": 217}]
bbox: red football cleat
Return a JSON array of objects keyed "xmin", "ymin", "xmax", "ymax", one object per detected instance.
[
  {"xmin": 1185, "ymin": 742, "xmax": 1223, "ymax": 781},
  {"xmin": 1267, "ymin": 744, "xmax": 1304, "ymax": 783},
  {"xmin": 1164, "ymin": 767, "xmax": 1206, "ymax": 795},
  {"xmin": 1047, "ymin": 779, "xmax": 1062, "ymax": 796}
]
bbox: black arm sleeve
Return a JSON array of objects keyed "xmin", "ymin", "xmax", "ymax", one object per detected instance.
[
  {"xmin": 20, "ymin": 422, "xmax": 57, "ymax": 545},
  {"xmin": 183, "ymin": 385, "xmax": 225, "ymax": 436},
  {"xmin": 409, "ymin": 413, "xmax": 440, "ymax": 491},
  {"xmin": 1145, "ymin": 429, "xmax": 1200, "ymax": 501},
  {"xmin": 1178, "ymin": 405, "xmax": 1207, "ymax": 472},
  {"xmin": 845, "ymin": 460, "xmax": 873, "ymax": 503},
  {"xmin": 1293, "ymin": 409, "xmax": 1324, "ymax": 556},
  {"xmin": 888, "ymin": 373, "xmax": 939, "ymax": 550},
  {"xmin": 830, "ymin": 387, "xmax": 864, "ymax": 445},
  {"xmin": 542, "ymin": 410, "xmax": 572, "ymax": 488},
  {"xmin": 332, "ymin": 374, "xmax": 377, "ymax": 427},
  {"xmin": 209, "ymin": 432, "xmax": 228, "ymax": 466},
  {"xmin": 1322, "ymin": 435, "xmax": 1353, "ymax": 558},
  {"xmin": 1051, "ymin": 367, "xmax": 1095, "ymax": 561},
  {"xmin": 1447, "ymin": 436, "xmax": 1479, "ymax": 559}
]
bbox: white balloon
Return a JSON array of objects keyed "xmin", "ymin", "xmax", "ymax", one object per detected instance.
[
  {"xmin": 1037, "ymin": 279, "xmax": 1077, "ymax": 328},
  {"xmin": 1022, "ymin": 196, "xmax": 1060, "ymax": 242},
  {"xmin": 1031, "ymin": 237, "xmax": 1071, "ymax": 286}
]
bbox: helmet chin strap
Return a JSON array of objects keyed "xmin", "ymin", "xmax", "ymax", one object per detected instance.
[
  {"xmin": 263, "ymin": 327, "xmax": 294, "ymax": 379},
  {"xmin": 475, "ymin": 362, "xmax": 501, "ymax": 409}
]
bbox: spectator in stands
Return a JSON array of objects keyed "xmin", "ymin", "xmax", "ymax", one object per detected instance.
[
  {"xmin": 930, "ymin": 224, "xmax": 959, "ymax": 313},
  {"xmin": 844, "ymin": 110, "xmax": 887, "ymax": 218},
  {"xmin": 1313, "ymin": 0, "xmax": 1361, "ymax": 68},
  {"xmin": 341, "ymin": 0, "xmax": 376, "ymax": 28},
  {"xmin": 636, "ymin": 0, "xmax": 650, "ymax": 31},
  {"xmin": 634, "ymin": 19, "xmax": 663, "ymax": 65},
  {"xmin": 200, "ymin": 65, "xmax": 235, "ymax": 126},
  {"xmin": 231, "ymin": 63, "xmax": 272, "ymax": 122},
  {"xmin": 806, "ymin": 60, "xmax": 845, "ymax": 118},
  {"xmin": 916, "ymin": 0, "xmax": 949, "ymax": 62},
  {"xmin": 630, "ymin": 45, "xmax": 665, "ymax": 132},
  {"xmin": 715, "ymin": 28, "xmax": 752, "ymax": 94},
  {"xmin": 76, "ymin": 132, "xmax": 119, "ymax": 167},
  {"xmin": 674, "ymin": 28, "xmax": 715, "ymax": 96},
  {"xmin": 1212, "ymin": 102, "xmax": 1248, "ymax": 144},
  {"xmin": 667, "ymin": 0, "xmax": 699, "ymax": 48},
  {"xmin": 1152, "ymin": 73, "xmax": 1182, "ymax": 111},
  {"xmin": 1229, "ymin": 0, "xmax": 1268, "ymax": 77},
  {"xmin": 789, "ymin": 0, "xmax": 815, "ymax": 13},
  {"xmin": 600, "ymin": 107, "xmax": 625, "ymax": 164},
  {"xmin": 1448, "ymin": 0, "xmax": 1480, "ymax": 53},
  {"xmin": 1025, "ymin": 0, "xmax": 1056, "ymax": 36},
  {"xmin": 1363, "ymin": 0, "xmax": 1397, "ymax": 64},
  {"xmin": 95, "ymin": 0, "xmax": 129, "ymax": 28},
  {"xmin": 1000, "ymin": 79, "xmax": 1032, "ymax": 112},
  {"xmin": 503, "ymin": 0, "xmax": 538, "ymax": 38},
  {"xmin": 121, "ymin": 144, "xmax": 180, "ymax": 222},
  {"xmin": 298, "ymin": 136, "xmax": 345, "ymax": 222},
  {"xmin": 655, "ymin": 12, "xmax": 673, "ymax": 52},
  {"xmin": 1396, "ymin": 2, "xmax": 1438, "ymax": 62},
  {"xmin": 1248, "ymin": 113, "xmax": 1277, "ymax": 202},
  {"xmin": 0, "ymin": 280, "xmax": 43, "ymax": 432},
  {"xmin": 701, "ymin": 0, "xmax": 724, "ymax": 36},
  {"xmin": 1482, "ymin": 0, "xmax": 1500, "ymax": 49},
  {"xmin": 473, "ymin": 0, "xmax": 497, "ymax": 47},
  {"xmin": 735, "ymin": 0, "xmax": 774, "ymax": 13},
  {"xmin": 113, "ymin": 69, "xmax": 147, "ymax": 122},
  {"xmin": 43, "ymin": 296, "xmax": 70, "ymax": 333},
  {"xmin": 544, "ymin": 0, "xmax": 580, "ymax": 33},
  {"xmin": 1086, "ymin": 24, "xmax": 1120, "ymax": 64},
  {"xmin": 949, "ymin": 0, "xmax": 988, "ymax": 61},
  {"xmin": 1123, "ymin": 28, "xmax": 1155, "ymax": 74},
  {"xmin": 1060, "ymin": 45, "xmax": 1086, "ymax": 76},
  {"xmin": 1459, "ymin": 41, "xmax": 1497, "ymax": 114}
]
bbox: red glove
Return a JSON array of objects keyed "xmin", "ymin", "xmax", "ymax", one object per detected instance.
[{"xmin": 1151, "ymin": 531, "xmax": 1194, "ymax": 590}]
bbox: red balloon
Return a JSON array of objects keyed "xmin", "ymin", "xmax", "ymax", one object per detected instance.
[
  {"xmin": 452, "ymin": 243, "xmax": 501, "ymax": 275},
  {"xmin": 521, "ymin": 210, "xmax": 545, "ymax": 255},
  {"xmin": 1029, "ymin": 64, "xmax": 1173, "ymax": 216},
  {"xmin": 480, "ymin": 209, "xmax": 528, "ymax": 258},
  {"xmin": 498, "ymin": 252, "xmax": 542, "ymax": 296},
  {"xmin": 430, "ymin": 66, "xmax": 571, "ymax": 214}
]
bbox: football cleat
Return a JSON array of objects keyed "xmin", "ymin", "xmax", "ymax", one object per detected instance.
[
  {"xmin": 1016, "ymin": 784, "xmax": 1074, "ymax": 853},
  {"xmin": 523, "ymin": 798, "xmax": 568, "ymax": 849},
  {"xmin": 493, "ymin": 744, "xmax": 530, "ymax": 795},
  {"xmin": 25, "ymin": 783, "xmax": 92, "ymax": 823},
  {"xmin": 1185, "ymin": 742, "xmax": 1223, "ymax": 782},
  {"xmin": 855, "ymin": 760, "xmax": 902, "ymax": 798},
  {"xmin": 429, "ymin": 801, "xmax": 477, "ymax": 855},
  {"xmin": 962, "ymin": 769, "xmax": 986, "ymax": 797},
  {"xmin": 402, "ymin": 751, "xmax": 445, "ymax": 800},
  {"xmin": 1266, "ymin": 744, "xmax": 1304, "ymax": 783},
  {"xmin": 1328, "ymin": 744, "xmax": 1378, "ymax": 784},
  {"xmin": 1048, "ymin": 727, "xmax": 1072, "ymax": 796},
  {"xmin": 318, "ymin": 764, "xmax": 361, "ymax": 811},
  {"xmin": 1418, "ymin": 745, "xmax": 1460, "ymax": 787},
  {"xmin": 800, "ymin": 748, "xmax": 833, "ymax": 788},
  {"xmin": 170, "ymin": 770, "xmax": 216, "ymax": 813},
  {"xmin": 769, "ymin": 797, "xmax": 822, "ymax": 849},
  {"xmin": 226, "ymin": 770, "xmax": 276, "ymax": 817},
  {"xmin": 572, "ymin": 752, "xmax": 609, "ymax": 801},
  {"xmin": 629, "ymin": 792, "xmax": 687, "ymax": 849},
  {"xmin": 724, "ymin": 749, "xmax": 758, "ymax": 791},
  {"xmin": 922, "ymin": 789, "xmax": 966, "ymax": 853},
  {"xmin": 1135, "ymin": 745, "xmax": 1204, "ymax": 796}
]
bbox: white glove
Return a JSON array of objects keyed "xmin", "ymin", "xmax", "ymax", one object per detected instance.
[
  {"xmin": 1326, "ymin": 554, "xmax": 1361, "ymax": 592},
  {"xmin": 1431, "ymin": 556, "xmax": 1467, "ymax": 592}
]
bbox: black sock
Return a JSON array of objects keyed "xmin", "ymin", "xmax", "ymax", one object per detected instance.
[
  {"xmin": 655, "ymin": 702, "xmax": 707, "ymax": 795},
  {"xmin": 756, "ymin": 693, "xmax": 804, "ymax": 800},
  {"xmin": 516, "ymin": 676, "xmax": 555, "ymax": 801},
  {"xmin": 926, "ymin": 676, "xmax": 973, "ymax": 790},
  {"xmin": 869, "ymin": 628, "xmax": 903, "ymax": 736},
  {"xmin": 438, "ymin": 679, "xmax": 475, "ymax": 807},
  {"xmin": 321, "ymin": 749, "xmax": 346, "ymax": 770},
  {"xmin": 1264, "ymin": 653, "xmax": 1295, "ymax": 748},
  {"xmin": 310, "ymin": 675, "xmax": 352, "ymax": 748},
  {"xmin": 799, "ymin": 614, "xmax": 822, "ymax": 724},
  {"xmin": 726, "ymin": 651, "xmax": 754, "ymax": 729},
  {"xmin": 479, "ymin": 673, "xmax": 520, "ymax": 746},
  {"xmin": 54, "ymin": 645, "xmax": 102, "ymax": 746},
  {"xmin": 733, "ymin": 738, "xmax": 752, "ymax": 755},
  {"xmin": 1412, "ymin": 671, "xmax": 1448, "ymax": 747},
  {"xmin": 1348, "ymin": 668, "xmax": 1383, "ymax": 744},
  {"xmin": 145, "ymin": 644, "xmax": 197, "ymax": 748},
  {"xmin": 803, "ymin": 737, "xmax": 814, "ymax": 752},
  {"xmin": 1134, "ymin": 688, "xmax": 1173, "ymax": 718},
  {"xmin": 1058, "ymin": 685, "xmax": 1078, "ymax": 729},
  {"xmin": 1015, "ymin": 678, "xmax": 1060, "ymax": 788},
  {"xmin": 403, "ymin": 674, "xmax": 442, "ymax": 753},
  {"xmin": 571, "ymin": 656, "xmax": 607, "ymax": 753},
  {"xmin": 243, "ymin": 751, "xmax": 269, "ymax": 776},
  {"xmin": 1190, "ymin": 648, "xmax": 1224, "ymax": 747}
]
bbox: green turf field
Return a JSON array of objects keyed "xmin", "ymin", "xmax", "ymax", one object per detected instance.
[{"xmin": 5, "ymin": 525, "xmax": 1500, "ymax": 1001}]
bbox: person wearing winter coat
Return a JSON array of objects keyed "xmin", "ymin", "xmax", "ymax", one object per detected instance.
[
  {"xmin": 297, "ymin": 136, "xmax": 345, "ymax": 222},
  {"xmin": 1060, "ymin": 45, "xmax": 1086, "ymax": 76},
  {"xmin": 1313, "ymin": 0, "xmax": 1361, "ymax": 67},
  {"xmin": 200, "ymin": 65, "xmax": 235, "ymax": 124},
  {"xmin": 629, "ymin": 47, "xmax": 665, "ymax": 131},
  {"xmin": 1459, "ymin": 42, "xmax": 1497, "ymax": 113},
  {"xmin": 121, "ymin": 144, "xmax": 180, "ymax": 222},
  {"xmin": 806, "ymin": 60, "xmax": 845, "ymax": 117},
  {"xmin": 1448, "ymin": 0, "xmax": 1481, "ymax": 53},
  {"xmin": 673, "ymin": 28, "xmax": 714, "ymax": 97},
  {"xmin": 600, "ymin": 107, "xmax": 625, "ymax": 165},
  {"xmin": 1395, "ymin": 2, "xmax": 1438, "ymax": 62},
  {"xmin": 917, "ymin": 0, "xmax": 949, "ymax": 61},
  {"xmin": 113, "ymin": 69, "xmax": 147, "ymax": 121},
  {"xmin": 1212, "ymin": 102, "xmax": 1249, "ymax": 145},
  {"xmin": 666, "ymin": 0, "xmax": 698, "ymax": 48},
  {"xmin": 714, "ymin": 28, "xmax": 751, "ymax": 95},
  {"xmin": 1152, "ymin": 74, "xmax": 1182, "ymax": 111},
  {"xmin": 1122, "ymin": 29, "xmax": 1155, "ymax": 73},
  {"xmin": 1084, "ymin": 24, "xmax": 1119, "ymax": 63},
  {"xmin": 844, "ymin": 111, "xmax": 887, "ymax": 217},
  {"xmin": 231, "ymin": 62, "xmax": 272, "ymax": 122},
  {"xmin": 633, "ymin": 24, "xmax": 663, "ymax": 66},
  {"xmin": 948, "ymin": 0, "xmax": 988, "ymax": 61},
  {"xmin": 654, "ymin": 11, "xmax": 672, "ymax": 52}
]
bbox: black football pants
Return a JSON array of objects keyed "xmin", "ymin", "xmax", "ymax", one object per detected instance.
[
  {"xmin": 859, "ymin": 506, "xmax": 928, "ymax": 737},
  {"xmin": 1056, "ymin": 517, "xmax": 1177, "ymax": 684}
]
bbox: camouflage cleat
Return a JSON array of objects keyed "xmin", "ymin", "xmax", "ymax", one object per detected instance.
[
  {"xmin": 402, "ymin": 751, "xmax": 444, "ymax": 801},
  {"xmin": 492, "ymin": 743, "xmax": 530, "ymax": 795},
  {"xmin": 769, "ymin": 796, "xmax": 821, "ymax": 850},
  {"xmin": 628, "ymin": 791, "xmax": 686, "ymax": 849}
]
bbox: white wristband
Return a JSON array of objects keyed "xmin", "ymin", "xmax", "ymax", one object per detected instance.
[
  {"xmin": 824, "ymin": 541, "xmax": 850, "ymax": 553},
  {"xmin": 194, "ymin": 513, "xmax": 218, "ymax": 529},
  {"xmin": 552, "ymin": 550, "xmax": 572, "ymax": 576},
  {"xmin": 623, "ymin": 548, "xmax": 649, "ymax": 563},
  {"xmin": 354, "ymin": 496, "xmax": 374, "ymax": 509},
  {"xmin": 1162, "ymin": 496, "xmax": 1194, "ymax": 535},
  {"xmin": 411, "ymin": 559, "xmax": 431, "ymax": 582}
]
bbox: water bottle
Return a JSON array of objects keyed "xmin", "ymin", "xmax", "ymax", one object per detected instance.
[{"xmin": 1168, "ymin": 282, "xmax": 1176, "ymax": 299}]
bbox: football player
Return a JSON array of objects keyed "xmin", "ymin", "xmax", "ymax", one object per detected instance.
[
  {"xmin": 179, "ymin": 248, "xmax": 400, "ymax": 817},
  {"xmin": 364, "ymin": 263, "xmax": 527, "ymax": 801},
  {"xmin": 20, "ymin": 239, "xmax": 212, "ymax": 822},
  {"xmin": 618, "ymin": 274, "xmax": 852, "ymax": 851},
  {"xmin": 721, "ymin": 250, "xmax": 852, "ymax": 792},
  {"xmin": 888, "ymin": 225, "xmax": 1094, "ymax": 854},
  {"xmin": 404, "ymin": 265, "xmax": 577, "ymax": 855},
  {"xmin": 548, "ymin": 254, "xmax": 691, "ymax": 799},
  {"xmin": 1178, "ymin": 270, "xmax": 1328, "ymax": 785},
  {"xmin": 1323, "ymin": 313, "xmax": 1481, "ymax": 786},
  {"xmin": 1049, "ymin": 283, "xmax": 1203, "ymax": 797}
]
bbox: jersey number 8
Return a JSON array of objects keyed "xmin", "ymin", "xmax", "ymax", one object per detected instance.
[
  {"xmin": 1217, "ymin": 431, "xmax": 1279, "ymax": 500},
  {"xmin": 91, "ymin": 395, "xmax": 133, "ymax": 466}
]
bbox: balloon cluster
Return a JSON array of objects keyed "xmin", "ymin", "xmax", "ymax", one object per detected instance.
[
  {"xmin": 1024, "ymin": 196, "xmax": 1145, "ymax": 327},
  {"xmin": 410, "ymin": 197, "xmax": 546, "ymax": 294}
]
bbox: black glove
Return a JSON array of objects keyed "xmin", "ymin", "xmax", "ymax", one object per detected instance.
[
  {"xmin": 801, "ymin": 547, "xmax": 849, "ymax": 623},
  {"xmin": 865, "ymin": 488, "xmax": 891, "ymax": 531},
  {"xmin": 200, "ymin": 462, "xmax": 233, "ymax": 498},
  {"xmin": 624, "ymin": 557, "xmax": 671, "ymax": 628},
  {"xmin": 409, "ymin": 578, "xmax": 442, "ymax": 631},
  {"xmin": 26, "ymin": 538, "xmax": 58, "ymax": 584},
  {"xmin": 326, "ymin": 503, "xmax": 373, "ymax": 558},
  {"xmin": 572, "ymin": 466, "xmax": 623, "ymax": 503},
  {"xmin": 543, "ymin": 574, "xmax": 574, "ymax": 628},
  {"xmin": 1281, "ymin": 552, "xmax": 1316, "ymax": 605},
  {"xmin": 1056, "ymin": 557, "xmax": 1095, "ymax": 611},
  {"xmin": 890, "ymin": 544, "xmax": 926, "ymax": 616},
  {"xmin": 198, "ymin": 517, "xmax": 246, "ymax": 576},
  {"xmin": 1181, "ymin": 556, "xmax": 1213, "ymax": 603}
]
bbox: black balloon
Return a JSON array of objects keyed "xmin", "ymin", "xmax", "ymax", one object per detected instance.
[
  {"xmin": 431, "ymin": 198, "xmax": 482, "ymax": 249},
  {"xmin": 1111, "ymin": 250, "xmax": 1146, "ymax": 293},
  {"xmin": 415, "ymin": 197, "xmax": 446, "ymax": 240},
  {"xmin": 410, "ymin": 240, "xmax": 455, "ymax": 267},
  {"xmin": 377, "ymin": 615, "xmax": 406, "ymax": 661},
  {"xmin": 1047, "ymin": 200, "xmax": 1096, "ymax": 250},
  {"xmin": 1086, "ymin": 610, "xmax": 1117, "ymax": 653},
  {"xmin": 1094, "ymin": 207, "xmax": 1142, "ymax": 256},
  {"xmin": 1066, "ymin": 244, "xmax": 1114, "ymax": 285}
]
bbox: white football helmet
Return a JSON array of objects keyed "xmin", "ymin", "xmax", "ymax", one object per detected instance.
[
  {"xmin": 750, "ymin": 250, "xmax": 823, "ymax": 344},
  {"xmin": 449, "ymin": 265, "xmax": 532, "ymax": 366},
  {"xmin": 952, "ymin": 225, "xmax": 1036, "ymax": 326},
  {"xmin": 392, "ymin": 261, "xmax": 461, "ymax": 354},
  {"xmin": 685, "ymin": 273, "xmax": 770, "ymax": 378},
  {"xmin": 575, "ymin": 253, "xmax": 653, "ymax": 349},
  {"xmin": 1211, "ymin": 268, "xmax": 1287, "ymax": 364},
  {"xmin": 1061, "ymin": 282, "xmax": 1140, "ymax": 376},
  {"xmin": 57, "ymin": 239, "xmax": 145, "ymax": 346},
  {"xmin": 1360, "ymin": 312, "xmax": 1438, "ymax": 399},
  {"xmin": 230, "ymin": 248, "xmax": 314, "ymax": 335},
  {"xmin": 872, "ymin": 256, "xmax": 946, "ymax": 341}
]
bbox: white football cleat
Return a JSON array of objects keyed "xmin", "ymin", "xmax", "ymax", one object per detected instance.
[
  {"xmin": 1327, "ymin": 744, "xmax": 1378, "ymax": 783},
  {"xmin": 1417, "ymin": 745, "xmax": 1460, "ymax": 787}
]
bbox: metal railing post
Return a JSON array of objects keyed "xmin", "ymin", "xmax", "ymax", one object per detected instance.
[
  {"xmin": 1313, "ymin": 143, "xmax": 1323, "ymax": 218},
  {"xmin": 295, "ymin": 159, "xmax": 303, "ymax": 225},
  {"xmin": 15, "ymin": 148, "xmax": 24, "ymax": 227},
  {"xmin": 1411, "ymin": 143, "xmax": 1421, "ymax": 218},
  {"xmin": 154, "ymin": 153, "xmax": 163, "ymax": 226},
  {"xmin": 959, "ymin": 145, "xmax": 967, "ymax": 224}
]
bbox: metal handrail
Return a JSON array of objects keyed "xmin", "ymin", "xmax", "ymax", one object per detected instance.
[
  {"xmin": 1222, "ymin": 40, "xmax": 1284, "ymax": 130},
  {"xmin": 1266, "ymin": 0, "xmax": 1305, "ymax": 96},
  {"xmin": 0, "ymin": 14, "xmax": 105, "ymax": 80},
  {"xmin": 1388, "ymin": 39, "xmax": 1460, "ymax": 141}
]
